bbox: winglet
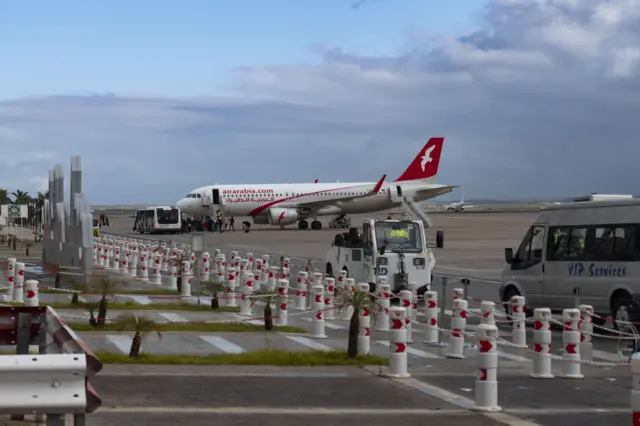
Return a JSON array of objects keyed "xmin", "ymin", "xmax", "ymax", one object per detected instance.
[
  {"xmin": 372, "ymin": 174, "xmax": 387, "ymax": 194},
  {"xmin": 314, "ymin": 179, "xmax": 318, "ymax": 183}
]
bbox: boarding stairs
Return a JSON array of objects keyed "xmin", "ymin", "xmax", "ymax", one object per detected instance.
[{"xmin": 401, "ymin": 196, "xmax": 432, "ymax": 228}]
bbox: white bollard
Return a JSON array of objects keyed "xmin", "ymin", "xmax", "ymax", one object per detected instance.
[
  {"xmin": 399, "ymin": 290, "xmax": 413, "ymax": 343},
  {"xmin": 423, "ymin": 290, "xmax": 439, "ymax": 345},
  {"xmin": 511, "ymin": 296, "xmax": 526, "ymax": 348},
  {"xmin": 151, "ymin": 254, "xmax": 162, "ymax": 285},
  {"xmin": 579, "ymin": 304, "xmax": 593, "ymax": 361},
  {"xmin": 181, "ymin": 261, "xmax": 192, "ymax": 297},
  {"xmin": 631, "ymin": 353, "xmax": 640, "ymax": 425},
  {"xmin": 480, "ymin": 301, "xmax": 496, "ymax": 326},
  {"xmin": 340, "ymin": 278, "xmax": 355, "ymax": 320},
  {"xmin": 252, "ymin": 262, "xmax": 262, "ymax": 292},
  {"xmin": 226, "ymin": 267, "xmax": 237, "ymax": 307},
  {"xmin": 98, "ymin": 246, "xmax": 104, "ymax": 267},
  {"xmin": 267, "ymin": 266, "xmax": 278, "ymax": 291},
  {"xmin": 139, "ymin": 252, "xmax": 150, "ymax": 281},
  {"xmin": 384, "ymin": 307, "xmax": 410, "ymax": 378},
  {"xmin": 113, "ymin": 247, "xmax": 120, "ymax": 271},
  {"xmin": 561, "ymin": 308, "xmax": 583, "ymax": 379},
  {"xmin": 24, "ymin": 279, "xmax": 39, "ymax": 307},
  {"xmin": 239, "ymin": 272, "xmax": 253, "ymax": 316},
  {"xmin": 309, "ymin": 284, "xmax": 327, "ymax": 339},
  {"xmin": 531, "ymin": 308, "xmax": 554, "ymax": 379},
  {"xmin": 375, "ymin": 282, "xmax": 390, "ymax": 332},
  {"xmin": 6, "ymin": 258, "xmax": 16, "ymax": 301},
  {"xmin": 168, "ymin": 265, "xmax": 178, "ymax": 290},
  {"xmin": 324, "ymin": 277, "xmax": 336, "ymax": 320},
  {"xmin": 246, "ymin": 252, "xmax": 254, "ymax": 269},
  {"xmin": 446, "ymin": 298, "xmax": 468, "ymax": 359},
  {"xmin": 473, "ymin": 323, "xmax": 501, "ymax": 412},
  {"xmin": 201, "ymin": 253, "xmax": 211, "ymax": 281},
  {"xmin": 276, "ymin": 279, "xmax": 289, "ymax": 326},
  {"xmin": 453, "ymin": 287, "xmax": 464, "ymax": 300},
  {"xmin": 295, "ymin": 271, "xmax": 308, "ymax": 311},
  {"xmin": 409, "ymin": 282, "xmax": 418, "ymax": 322},
  {"xmin": 13, "ymin": 262, "xmax": 25, "ymax": 303},
  {"xmin": 129, "ymin": 251, "xmax": 138, "ymax": 278},
  {"xmin": 121, "ymin": 251, "xmax": 129, "ymax": 275},
  {"xmin": 357, "ymin": 283, "xmax": 371, "ymax": 355}
]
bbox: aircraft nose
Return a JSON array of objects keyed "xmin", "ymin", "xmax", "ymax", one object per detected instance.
[{"xmin": 176, "ymin": 198, "xmax": 188, "ymax": 210}]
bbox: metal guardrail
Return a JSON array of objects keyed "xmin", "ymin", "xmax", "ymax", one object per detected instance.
[{"xmin": 0, "ymin": 306, "xmax": 102, "ymax": 424}]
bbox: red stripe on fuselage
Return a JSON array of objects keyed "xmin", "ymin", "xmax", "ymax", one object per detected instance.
[{"xmin": 247, "ymin": 184, "xmax": 372, "ymax": 216}]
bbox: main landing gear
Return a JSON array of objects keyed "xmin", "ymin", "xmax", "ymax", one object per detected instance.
[{"xmin": 298, "ymin": 220, "xmax": 322, "ymax": 230}]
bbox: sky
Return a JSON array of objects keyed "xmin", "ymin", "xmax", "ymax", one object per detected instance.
[{"xmin": 1, "ymin": 0, "xmax": 639, "ymax": 204}]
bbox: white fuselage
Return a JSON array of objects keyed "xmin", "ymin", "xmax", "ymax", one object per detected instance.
[{"xmin": 177, "ymin": 180, "xmax": 451, "ymax": 219}]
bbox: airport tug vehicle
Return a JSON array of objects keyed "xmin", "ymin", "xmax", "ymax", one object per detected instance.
[{"xmin": 325, "ymin": 218, "xmax": 436, "ymax": 294}]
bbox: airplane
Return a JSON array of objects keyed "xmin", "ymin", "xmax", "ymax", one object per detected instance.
[
  {"xmin": 176, "ymin": 137, "xmax": 457, "ymax": 230},
  {"xmin": 444, "ymin": 195, "xmax": 474, "ymax": 212}
]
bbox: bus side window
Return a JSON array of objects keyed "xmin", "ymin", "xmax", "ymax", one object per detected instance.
[
  {"xmin": 593, "ymin": 225, "xmax": 638, "ymax": 261},
  {"xmin": 548, "ymin": 227, "xmax": 569, "ymax": 261}
]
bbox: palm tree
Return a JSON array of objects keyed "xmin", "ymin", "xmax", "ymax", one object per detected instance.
[
  {"xmin": 11, "ymin": 190, "xmax": 30, "ymax": 205},
  {"xmin": 113, "ymin": 314, "xmax": 162, "ymax": 358},
  {"xmin": 200, "ymin": 279, "xmax": 227, "ymax": 309},
  {"xmin": 83, "ymin": 301, "xmax": 101, "ymax": 327},
  {"xmin": 334, "ymin": 286, "xmax": 378, "ymax": 358},
  {"xmin": 90, "ymin": 275, "xmax": 126, "ymax": 326},
  {"xmin": 251, "ymin": 289, "xmax": 277, "ymax": 331}
]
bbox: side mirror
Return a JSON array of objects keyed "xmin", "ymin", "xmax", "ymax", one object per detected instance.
[{"xmin": 505, "ymin": 248, "xmax": 514, "ymax": 264}]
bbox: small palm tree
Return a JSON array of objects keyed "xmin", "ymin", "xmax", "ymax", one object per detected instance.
[
  {"xmin": 334, "ymin": 286, "xmax": 378, "ymax": 358},
  {"xmin": 0, "ymin": 189, "xmax": 9, "ymax": 204},
  {"xmin": 251, "ymin": 289, "xmax": 277, "ymax": 331},
  {"xmin": 83, "ymin": 301, "xmax": 100, "ymax": 327},
  {"xmin": 113, "ymin": 314, "xmax": 162, "ymax": 358},
  {"xmin": 90, "ymin": 275, "xmax": 126, "ymax": 326},
  {"xmin": 200, "ymin": 279, "xmax": 227, "ymax": 309},
  {"xmin": 11, "ymin": 190, "xmax": 30, "ymax": 205}
]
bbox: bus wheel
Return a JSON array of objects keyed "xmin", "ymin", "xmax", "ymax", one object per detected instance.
[{"xmin": 612, "ymin": 292, "xmax": 633, "ymax": 330}]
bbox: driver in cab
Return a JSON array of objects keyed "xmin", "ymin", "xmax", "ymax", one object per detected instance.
[{"xmin": 389, "ymin": 224, "xmax": 409, "ymax": 239}]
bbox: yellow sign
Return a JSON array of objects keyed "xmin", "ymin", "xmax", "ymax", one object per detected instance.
[
  {"xmin": 389, "ymin": 229, "xmax": 408, "ymax": 238},
  {"xmin": 93, "ymin": 229, "xmax": 100, "ymax": 237}
]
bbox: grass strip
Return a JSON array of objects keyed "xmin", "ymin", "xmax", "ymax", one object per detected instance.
[
  {"xmin": 95, "ymin": 349, "xmax": 388, "ymax": 366},
  {"xmin": 67, "ymin": 322, "xmax": 307, "ymax": 333}
]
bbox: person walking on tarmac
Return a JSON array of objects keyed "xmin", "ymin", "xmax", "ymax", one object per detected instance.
[
  {"xmin": 229, "ymin": 216, "xmax": 235, "ymax": 232},
  {"xmin": 216, "ymin": 209, "xmax": 223, "ymax": 233}
]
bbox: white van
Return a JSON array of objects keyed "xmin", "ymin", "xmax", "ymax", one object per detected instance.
[{"xmin": 499, "ymin": 194, "xmax": 639, "ymax": 329}]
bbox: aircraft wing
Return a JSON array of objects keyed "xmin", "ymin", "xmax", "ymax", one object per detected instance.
[
  {"xmin": 414, "ymin": 185, "xmax": 458, "ymax": 200},
  {"xmin": 296, "ymin": 175, "xmax": 387, "ymax": 210}
]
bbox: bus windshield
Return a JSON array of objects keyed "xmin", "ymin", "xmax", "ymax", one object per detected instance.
[
  {"xmin": 156, "ymin": 208, "xmax": 180, "ymax": 224},
  {"xmin": 374, "ymin": 221, "xmax": 423, "ymax": 253}
]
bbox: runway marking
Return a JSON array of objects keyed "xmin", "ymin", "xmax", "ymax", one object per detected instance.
[
  {"xmin": 125, "ymin": 295, "xmax": 153, "ymax": 305},
  {"xmin": 107, "ymin": 335, "xmax": 134, "ymax": 354},
  {"xmin": 376, "ymin": 340, "xmax": 439, "ymax": 358},
  {"xmin": 283, "ymin": 335, "xmax": 333, "ymax": 351},
  {"xmin": 97, "ymin": 406, "xmax": 470, "ymax": 415},
  {"xmin": 157, "ymin": 313, "xmax": 188, "ymax": 323},
  {"xmin": 300, "ymin": 317, "xmax": 345, "ymax": 330},
  {"xmin": 199, "ymin": 336, "xmax": 245, "ymax": 354}
]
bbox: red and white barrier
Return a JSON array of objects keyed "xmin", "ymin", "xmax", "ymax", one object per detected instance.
[
  {"xmin": 24, "ymin": 279, "xmax": 39, "ymax": 307},
  {"xmin": 324, "ymin": 277, "xmax": 335, "ymax": 320},
  {"xmin": 129, "ymin": 252, "xmax": 138, "ymax": 278},
  {"xmin": 473, "ymin": 323, "xmax": 501, "ymax": 412},
  {"xmin": 511, "ymin": 296, "xmax": 526, "ymax": 348},
  {"xmin": 340, "ymin": 278, "xmax": 356, "ymax": 321},
  {"xmin": 239, "ymin": 271, "xmax": 253, "ymax": 316},
  {"xmin": 168, "ymin": 265, "xmax": 178, "ymax": 290},
  {"xmin": 561, "ymin": 308, "xmax": 583, "ymax": 379},
  {"xmin": 399, "ymin": 290, "xmax": 413, "ymax": 343},
  {"xmin": 151, "ymin": 254, "xmax": 162, "ymax": 285},
  {"xmin": 531, "ymin": 308, "xmax": 554, "ymax": 379},
  {"xmin": 201, "ymin": 252, "xmax": 210, "ymax": 281},
  {"xmin": 6, "ymin": 258, "xmax": 15, "ymax": 301},
  {"xmin": 226, "ymin": 267, "xmax": 237, "ymax": 307},
  {"xmin": 423, "ymin": 290, "xmax": 439, "ymax": 345},
  {"xmin": 357, "ymin": 283, "xmax": 370, "ymax": 355},
  {"xmin": 13, "ymin": 262, "xmax": 25, "ymax": 303},
  {"xmin": 181, "ymin": 261, "xmax": 192, "ymax": 298},
  {"xmin": 579, "ymin": 304, "xmax": 593, "ymax": 361},
  {"xmin": 275, "ymin": 279, "xmax": 288, "ymax": 326},
  {"xmin": 446, "ymin": 298, "xmax": 467, "ymax": 359},
  {"xmin": 309, "ymin": 284, "xmax": 327, "ymax": 339},
  {"xmin": 295, "ymin": 271, "xmax": 308, "ymax": 311},
  {"xmin": 385, "ymin": 306, "xmax": 410, "ymax": 378},
  {"xmin": 375, "ymin": 281, "xmax": 390, "ymax": 332},
  {"xmin": 480, "ymin": 301, "xmax": 495, "ymax": 326}
]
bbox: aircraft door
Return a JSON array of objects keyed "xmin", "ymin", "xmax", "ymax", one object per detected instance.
[
  {"xmin": 212, "ymin": 189, "xmax": 220, "ymax": 205},
  {"xmin": 389, "ymin": 185, "xmax": 402, "ymax": 203}
]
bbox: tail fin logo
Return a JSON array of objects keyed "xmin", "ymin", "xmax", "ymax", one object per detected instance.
[
  {"xmin": 420, "ymin": 145, "xmax": 436, "ymax": 172},
  {"xmin": 394, "ymin": 137, "xmax": 445, "ymax": 182}
]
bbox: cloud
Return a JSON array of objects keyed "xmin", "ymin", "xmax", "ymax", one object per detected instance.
[{"xmin": 2, "ymin": 0, "xmax": 640, "ymax": 204}]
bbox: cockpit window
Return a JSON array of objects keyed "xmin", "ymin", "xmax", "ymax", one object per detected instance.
[{"xmin": 196, "ymin": 194, "xmax": 201, "ymax": 198}]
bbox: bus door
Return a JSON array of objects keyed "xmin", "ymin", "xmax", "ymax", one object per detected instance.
[{"xmin": 509, "ymin": 225, "xmax": 546, "ymax": 308}]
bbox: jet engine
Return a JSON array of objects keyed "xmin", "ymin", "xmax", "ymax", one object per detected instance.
[{"xmin": 268, "ymin": 208, "xmax": 299, "ymax": 226}]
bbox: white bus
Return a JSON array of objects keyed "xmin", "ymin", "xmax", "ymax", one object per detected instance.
[
  {"xmin": 133, "ymin": 206, "xmax": 182, "ymax": 234},
  {"xmin": 500, "ymin": 194, "xmax": 639, "ymax": 329}
]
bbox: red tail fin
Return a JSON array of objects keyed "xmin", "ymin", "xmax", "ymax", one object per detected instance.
[{"xmin": 394, "ymin": 137, "xmax": 444, "ymax": 182}]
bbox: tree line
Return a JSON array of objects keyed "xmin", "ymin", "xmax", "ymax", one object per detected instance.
[{"xmin": 0, "ymin": 189, "xmax": 50, "ymax": 228}]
